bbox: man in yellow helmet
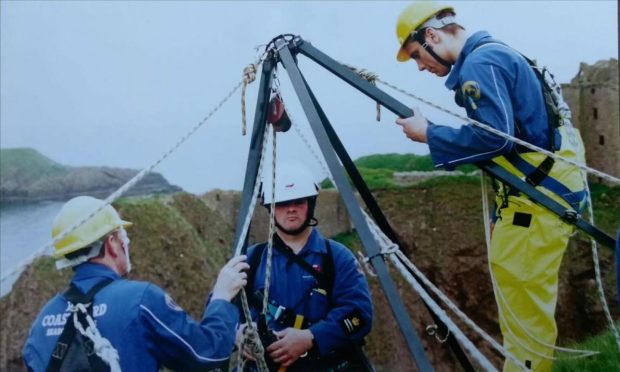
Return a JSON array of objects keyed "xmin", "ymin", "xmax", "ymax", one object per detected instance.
[
  {"xmin": 393, "ymin": 2, "xmax": 587, "ymax": 371},
  {"xmin": 23, "ymin": 196, "xmax": 249, "ymax": 372}
]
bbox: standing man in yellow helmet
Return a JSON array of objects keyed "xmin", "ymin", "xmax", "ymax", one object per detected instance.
[
  {"xmin": 392, "ymin": 2, "xmax": 587, "ymax": 371},
  {"xmin": 23, "ymin": 196, "xmax": 249, "ymax": 372}
]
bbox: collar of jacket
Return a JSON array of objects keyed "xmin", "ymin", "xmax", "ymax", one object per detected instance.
[
  {"xmin": 273, "ymin": 228, "xmax": 327, "ymax": 257},
  {"xmin": 445, "ymin": 30, "xmax": 496, "ymax": 91},
  {"xmin": 71, "ymin": 262, "xmax": 120, "ymax": 293}
]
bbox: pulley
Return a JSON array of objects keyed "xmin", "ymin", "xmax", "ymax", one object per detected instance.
[{"xmin": 267, "ymin": 94, "xmax": 292, "ymax": 133}]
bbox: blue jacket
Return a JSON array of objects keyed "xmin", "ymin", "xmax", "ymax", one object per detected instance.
[
  {"xmin": 427, "ymin": 31, "xmax": 550, "ymax": 169},
  {"xmin": 245, "ymin": 229, "xmax": 372, "ymax": 358},
  {"xmin": 23, "ymin": 263, "xmax": 239, "ymax": 371}
]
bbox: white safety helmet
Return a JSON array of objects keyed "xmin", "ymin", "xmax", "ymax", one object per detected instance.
[{"xmin": 261, "ymin": 162, "xmax": 319, "ymax": 205}]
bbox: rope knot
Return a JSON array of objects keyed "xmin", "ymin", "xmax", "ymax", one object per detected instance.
[
  {"xmin": 241, "ymin": 63, "xmax": 259, "ymax": 135},
  {"xmin": 243, "ymin": 64, "xmax": 257, "ymax": 85},
  {"xmin": 344, "ymin": 64, "xmax": 381, "ymax": 121}
]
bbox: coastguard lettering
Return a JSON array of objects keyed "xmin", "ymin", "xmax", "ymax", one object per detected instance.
[
  {"xmin": 41, "ymin": 313, "xmax": 69, "ymax": 327},
  {"xmin": 93, "ymin": 303, "xmax": 107, "ymax": 317},
  {"xmin": 46, "ymin": 327, "xmax": 63, "ymax": 336},
  {"xmin": 41, "ymin": 302, "xmax": 108, "ymax": 328}
]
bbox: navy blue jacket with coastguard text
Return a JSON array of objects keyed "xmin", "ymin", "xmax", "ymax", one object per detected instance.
[{"xmin": 23, "ymin": 263, "xmax": 239, "ymax": 371}]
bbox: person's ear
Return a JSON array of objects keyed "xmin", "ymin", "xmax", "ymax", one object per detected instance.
[
  {"xmin": 425, "ymin": 28, "xmax": 440, "ymax": 44},
  {"xmin": 104, "ymin": 234, "xmax": 120, "ymax": 258}
]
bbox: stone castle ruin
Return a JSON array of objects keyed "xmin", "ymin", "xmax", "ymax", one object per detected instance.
[{"xmin": 562, "ymin": 58, "xmax": 619, "ymax": 185}]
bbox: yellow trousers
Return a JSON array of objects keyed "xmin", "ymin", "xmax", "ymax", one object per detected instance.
[{"xmin": 490, "ymin": 195, "xmax": 573, "ymax": 372}]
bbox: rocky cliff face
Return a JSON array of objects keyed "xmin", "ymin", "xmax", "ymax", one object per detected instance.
[
  {"xmin": 0, "ymin": 148, "xmax": 182, "ymax": 203},
  {"xmin": 1, "ymin": 186, "xmax": 617, "ymax": 371}
]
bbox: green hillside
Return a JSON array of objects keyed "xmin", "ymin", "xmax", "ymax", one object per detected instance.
[
  {"xmin": 0, "ymin": 148, "xmax": 67, "ymax": 185},
  {"xmin": 321, "ymin": 153, "xmax": 478, "ymax": 189}
]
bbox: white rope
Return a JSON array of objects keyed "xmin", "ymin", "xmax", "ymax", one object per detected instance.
[
  {"xmin": 280, "ymin": 75, "xmax": 529, "ymax": 370},
  {"xmin": 360, "ymin": 208, "xmax": 528, "ymax": 370},
  {"xmin": 388, "ymin": 256, "xmax": 499, "ymax": 371},
  {"xmin": 233, "ymin": 122, "xmax": 271, "ymax": 372},
  {"xmin": 286, "ymin": 106, "xmax": 504, "ymax": 368},
  {"xmin": 232, "ymin": 124, "xmax": 271, "ymax": 257},
  {"xmin": 69, "ymin": 302, "xmax": 121, "ymax": 372},
  {"xmin": 231, "ymin": 78, "xmax": 273, "ymax": 372},
  {"xmin": 262, "ymin": 128, "xmax": 277, "ymax": 313},
  {"xmin": 376, "ymin": 78, "xmax": 620, "ymax": 185},
  {"xmin": 481, "ymin": 177, "xmax": 599, "ymax": 359},
  {"xmin": 1, "ymin": 73, "xmax": 256, "ymax": 287},
  {"xmin": 583, "ymin": 178, "xmax": 620, "ymax": 351}
]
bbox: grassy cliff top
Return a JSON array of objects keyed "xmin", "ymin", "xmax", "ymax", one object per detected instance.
[{"xmin": 0, "ymin": 148, "xmax": 67, "ymax": 184}]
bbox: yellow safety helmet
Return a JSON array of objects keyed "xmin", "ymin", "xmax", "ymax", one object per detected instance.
[
  {"xmin": 52, "ymin": 196, "xmax": 132, "ymax": 259},
  {"xmin": 395, "ymin": 1, "xmax": 454, "ymax": 62}
]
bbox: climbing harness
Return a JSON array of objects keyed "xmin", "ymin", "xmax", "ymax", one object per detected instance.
[
  {"xmin": 46, "ymin": 278, "xmax": 119, "ymax": 372},
  {"xmin": 479, "ymin": 175, "xmax": 601, "ymax": 362}
]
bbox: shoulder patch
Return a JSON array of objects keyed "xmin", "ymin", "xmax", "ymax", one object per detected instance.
[
  {"xmin": 461, "ymin": 80, "xmax": 481, "ymax": 110},
  {"xmin": 340, "ymin": 309, "xmax": 365, "ymax": 335},
  {"xmin": 164, "ymin": 293, "xmax": 183, "ymax": 312}
]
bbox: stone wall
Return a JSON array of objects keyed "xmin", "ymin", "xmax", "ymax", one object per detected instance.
[{"xmin": 562, "ymin": 59, "xmax": 619, "ymax": 185}]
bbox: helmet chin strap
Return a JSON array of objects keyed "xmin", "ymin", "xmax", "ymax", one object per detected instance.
[
  {"xmin": 275, "ymin": 217, "xmax": 314, "ymax": 236},
  {"xmin": 118, "ymin": 228, "xmax": 132, "ymax": 274},
  {"xmin": 271, "ymin": 196, "xmax": 318, "ymax": 236},
  {"xmin": 413, "ymin": 30, "xmax": 453, "ymax": 70}
]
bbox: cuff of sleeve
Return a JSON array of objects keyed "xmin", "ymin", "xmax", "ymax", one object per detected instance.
[
  {"xmin": 204, "ymin": 298, "xmax": 240, "ymax": 319},
  {"xmin": 427, "ymin": 123, "xmax": 455, "ymax": 170},
  {"xmin": 308, "ymin": 323, "xmax": 332, "ymax": 357}
]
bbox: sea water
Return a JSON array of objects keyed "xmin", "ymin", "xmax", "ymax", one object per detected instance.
[{"xmin": 0, "ymin": 202, "xmax": 64, "ymax": 297}]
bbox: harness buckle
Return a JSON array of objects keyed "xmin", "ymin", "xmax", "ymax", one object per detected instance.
[
  {"xmin": 274, "ymin": 305, "xmax": 286, "ymax": 321},
  {"xmin": 561, "ymin": 209, "xmax": 578, "ymax": 224},
  {"xmin": 426, "ymin": 324, "xmax": 450, "ymax": 343}
]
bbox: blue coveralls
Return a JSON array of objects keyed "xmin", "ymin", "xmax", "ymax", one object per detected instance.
[
  {"xmin": 23, "ymin": 263, "xmax": 239, "ymax": 371},
  {"xmin": 425, "ymin": 31, "xmax": 586, "ymax": 372},
  {"xmin": 427, "ymin": 31, "xmax": 550, "ymax": 167},
  {"xmin": 244, "ymin": 228, "xmax": 372, "ymax": 368}
]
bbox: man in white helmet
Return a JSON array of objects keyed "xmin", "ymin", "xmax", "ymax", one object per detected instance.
[
  {"xmin": 392, "ymin": 2, "xmax": 587, "ymax": 371},
  {"xmin": 236, "ymin": 162, "xmax": 373, "ymax": 371},
  {"xmin": 23, "ymin": 195, "xmax": 249, "ymax": 372}
]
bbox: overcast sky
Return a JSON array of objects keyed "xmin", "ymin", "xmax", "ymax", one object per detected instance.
[{"xmin": 1, "ymin": 1, "xmax": 617, "ymax": 194}]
